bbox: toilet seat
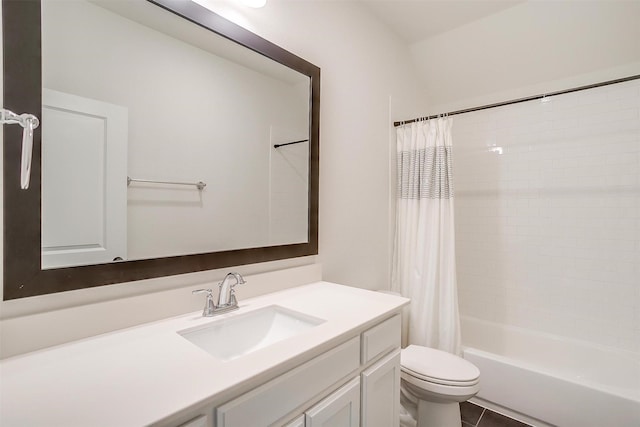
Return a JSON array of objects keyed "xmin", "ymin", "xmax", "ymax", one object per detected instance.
[
  {"xmin": 398, "ymin": 346, "xmax": 481, "ymax": 426},
  {"xmin": 401, "ymin": 345, "xmax": 480, "ymax": 387}
]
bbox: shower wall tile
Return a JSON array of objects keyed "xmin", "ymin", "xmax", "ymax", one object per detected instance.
[{"xmin": 453, "ymin": 79, "xmax": 640, "ymax": 354}]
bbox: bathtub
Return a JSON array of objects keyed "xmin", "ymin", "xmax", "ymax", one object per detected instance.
[{"xmin": 460, "ymin": 316, "xmax": 640, "ymax": 427}]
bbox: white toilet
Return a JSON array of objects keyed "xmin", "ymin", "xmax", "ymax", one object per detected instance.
[
  {"xmin": 400, "ymin": 345, "xmax": 480, "ymax": 426},
  {"xmin": 379, "ymin": 290, "xmax": 480, "ymax": 426}
]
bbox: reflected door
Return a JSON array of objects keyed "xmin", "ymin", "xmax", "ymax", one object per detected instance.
[{"xmin": 41, "ymin": 89, "xmax": 128, "ymax": 268}]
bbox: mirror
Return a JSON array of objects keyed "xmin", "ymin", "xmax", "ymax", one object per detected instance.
[
  {"xmin": 2, "ymin": 0, "xmax": 320, "ymax": 299},
  {"xmin": 41, "ymin": 0, "xmax": 311, "ymax": 268}
]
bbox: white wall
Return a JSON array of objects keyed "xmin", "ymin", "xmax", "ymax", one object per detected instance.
[
  {"xmin": 454, "ymin": 80, "xmax": 640, "ymax": 354},
  {"xmin": 0, "ymin": 0, "xmax": 426, "ymax": 358},
  {"xmin": 406, "ymin": 1, "xmax": 640, "ymax": 354},
  {"xmin": 199, "ymin": 0, "xmax": 428, "ymax": 289},
  {"xmin": 411, "ymin": 0, "xmax": 640, "ymax": 115}
]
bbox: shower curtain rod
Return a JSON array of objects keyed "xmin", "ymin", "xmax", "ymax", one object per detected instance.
[{"xmin": 393, "ymin": 74, "xmax": 640, "ymax": 127}]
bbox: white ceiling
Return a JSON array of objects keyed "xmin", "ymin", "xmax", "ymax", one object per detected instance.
[{"xmin": 358, "ymin": 0, "xmax": 524, "ymax": 44}]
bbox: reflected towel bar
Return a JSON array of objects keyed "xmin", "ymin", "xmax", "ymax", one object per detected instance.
[
  {"xmin": 127, "ymin": 176, "xmax": 206, "ymax": 190},
  {"xmin": 273, "ymin": 139, "xmax": 308, "ymax": 149}
]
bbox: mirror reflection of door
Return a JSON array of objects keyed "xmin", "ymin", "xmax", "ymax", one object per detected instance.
[
  {"xmin": 41, "ymin": 89, "xmax": 127, "ymax": 269},
  {"xmin": 40, "ymin": 0, "xmax": 311, "ymax": 269}
]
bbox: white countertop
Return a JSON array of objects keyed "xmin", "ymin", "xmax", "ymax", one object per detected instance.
[{"xmin": 0, "ymin": 282, "xmax": 408, "ymax": 427}]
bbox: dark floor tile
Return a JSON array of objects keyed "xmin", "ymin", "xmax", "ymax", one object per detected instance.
[
  {"xmin": 462, "ymin": 422, "xmax": 477, "ymax": 427},
  {"xmin": 460, "ymin": 401, "xmax": 485, "ymax": 426},
  {"xmin": 477, "ymin": 409, "xmax": 531, "ymax": 427}
]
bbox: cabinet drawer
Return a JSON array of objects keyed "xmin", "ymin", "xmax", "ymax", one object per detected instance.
[
  {"xmin": 216, "ymin": 336, "xmax": 360, "ymax": 427},
  {"xmin": 283, "ymin": 415, "xmax": 305, "ymax": 427},
  {"xmin": 361, "ymin": 314, "xmax": 401, "ymax": 364},
  {"xmin": 177, "ymin": 415, "xmax": 207, "ymax": 427}
]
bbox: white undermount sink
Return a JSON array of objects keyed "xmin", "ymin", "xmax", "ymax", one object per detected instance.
[{"xmin": 178, "ymin": 305, "xmax": 325, "ymax": 361}]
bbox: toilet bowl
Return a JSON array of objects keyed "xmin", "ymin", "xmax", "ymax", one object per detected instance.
[
  {"xmin": 377, "ymin": 290, "xmax": 480, "ymax": 426},
  {"xmin": 401, "ymin": 345, "xmax": 480, "ymax": 427}
]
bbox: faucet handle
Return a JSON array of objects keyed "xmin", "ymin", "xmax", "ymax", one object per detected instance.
[
  {"xmin": 193, "ymin": 288, "xmax": 214, "ymax": 299},
  {"xmin": 192, "ymin": 288, "xmax": 216, "ymax": 317}
]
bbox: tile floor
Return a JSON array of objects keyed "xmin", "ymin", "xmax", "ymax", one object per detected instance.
[{"xmin": 461, "ymin": 401, "xmax": 532, "ymax": 427}]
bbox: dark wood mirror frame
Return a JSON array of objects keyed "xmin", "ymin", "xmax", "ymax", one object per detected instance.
[{"xmin": 2, "ymin": 0, "xmax": 320, "ymax": 300}]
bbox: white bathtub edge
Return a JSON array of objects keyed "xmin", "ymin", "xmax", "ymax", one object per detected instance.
[{"xmin": 463, "ymin": 345, "xmax": 640, "ymax": 426}]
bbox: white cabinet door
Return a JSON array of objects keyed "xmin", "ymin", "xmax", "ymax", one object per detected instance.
[
  {"xmin": 361, "ymin": 349, "xmax": 401, "ymax": 427},
  {"xmin": 41, "ymin": 89, "xmax": 128, "ymax": 268},
  {"xmin": 305, "ymin": 378, "xmax": 360, "ymax": 427}
]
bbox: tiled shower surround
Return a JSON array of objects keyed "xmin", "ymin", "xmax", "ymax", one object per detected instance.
[{"xmin": 453, "ymin": 79, "xmax": 640, "ymax": 353}]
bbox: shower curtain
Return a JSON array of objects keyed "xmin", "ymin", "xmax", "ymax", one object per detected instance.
[{"xmin": 392, "ymin": 118, "xmax": 461, "ymax": 355}]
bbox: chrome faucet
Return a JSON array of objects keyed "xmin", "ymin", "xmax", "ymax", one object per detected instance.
[
  {"xmin": 217, "ymin": 272, "xmax": 246, "ymax": 308},
  {"xmin": 192, "ymin": 272, "xmax": 246, "ymax": 317}
]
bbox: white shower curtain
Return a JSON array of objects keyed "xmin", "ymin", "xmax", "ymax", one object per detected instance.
[{"xmin": 392, "ymin": 118, "xmax": 461, "ymax": 355}]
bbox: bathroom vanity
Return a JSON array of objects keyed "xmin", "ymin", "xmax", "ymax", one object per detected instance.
[{"xmin": 0, "ymin": 283, "xmax": 408, "ymax": 427}]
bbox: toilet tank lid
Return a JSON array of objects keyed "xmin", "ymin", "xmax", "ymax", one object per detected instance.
[{"xmin": 401, "ymin": 345, "xmax": 480, "ymax": 383}]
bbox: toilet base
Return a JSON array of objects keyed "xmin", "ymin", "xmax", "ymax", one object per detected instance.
[{"xmin": 417, "ymin": 399, "xmax": 461, "ymax": 427}]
